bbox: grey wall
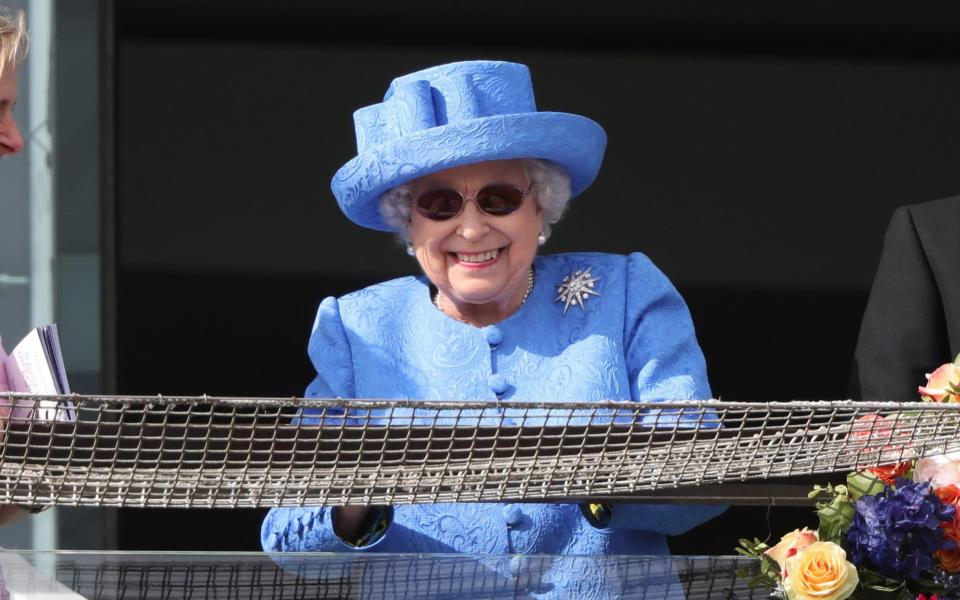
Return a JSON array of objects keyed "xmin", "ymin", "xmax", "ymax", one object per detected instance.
[
  {"xmin": 56, "ymin": 0, "xmax": 101, "ymax": 385},
  {"xmin": 54, "ymin": 0, "xmax": 109, "ymax": 551}
]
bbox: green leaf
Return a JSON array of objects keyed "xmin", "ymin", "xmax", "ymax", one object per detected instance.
[
  {"xmin": 856, "ymin": 567, "xmax": 907, "ymax": 594},
  {"xmin": 810, "ymin": 483, "xmax": 837, "ymax": 501},
  {"xmin": 848, "ymin": 471, "xmax": 886, "ymax": 500},
  {"xmin": 735, "ymin": 562, "xmax": 779, "ymax": 592},
  {"xmin": 816, "ymin": 484, "xmax": 856, "ymax": 543}
]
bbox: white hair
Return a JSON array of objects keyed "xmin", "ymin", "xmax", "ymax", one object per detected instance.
[
  {"xmin": 0, "ymin": 8, "xmax": 27, "ymax": 80},
  {"xmin": 378, "ymin": 158, "xmax": 573, "ymax": 243}
]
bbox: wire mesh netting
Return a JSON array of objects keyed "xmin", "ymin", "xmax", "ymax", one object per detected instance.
[
  {"xmin": 2, "ymin": 551, "xmax": 768, "ymax": 600},
  {"xmin": 0, "ymin": 394, "xmax": 957, "ymax": 508}
]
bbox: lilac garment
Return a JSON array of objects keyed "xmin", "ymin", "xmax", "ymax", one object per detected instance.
[{"xmin": 262, "ymin": 252, "xmax": 726, "ymax": 598}]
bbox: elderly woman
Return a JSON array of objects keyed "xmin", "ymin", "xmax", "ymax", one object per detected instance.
[{"xmin": 261, "ymin": 61, "xmax": 725, "ymax": 594}]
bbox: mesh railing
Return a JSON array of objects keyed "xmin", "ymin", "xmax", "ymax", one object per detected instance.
[
  {"xmin": 2, "ymin": 551, "xmax": 767, "ymax": 600},
  {"xmin": 0, "ymin": 394, "xmax": 956, "ymax": 508}
]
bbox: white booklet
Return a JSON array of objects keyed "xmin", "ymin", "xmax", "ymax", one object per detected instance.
[{"xmin": 1, "ymin": 325, "xmax": 76, "ymax": 422}]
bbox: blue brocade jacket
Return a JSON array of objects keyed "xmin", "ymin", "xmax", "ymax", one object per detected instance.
[{"xmin": 261, "ymin": 252, "xmax": 726, "ymax": 598}]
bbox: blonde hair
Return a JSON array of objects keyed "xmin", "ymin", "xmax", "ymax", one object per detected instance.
[{"xmin": 0, "ymin": 8, "xmax": 28, "ymax": 79}]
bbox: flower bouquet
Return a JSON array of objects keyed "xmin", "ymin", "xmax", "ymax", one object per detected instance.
[{"xmin": 735, "ymin": 356, "xmax": 960, "ymax": 600}]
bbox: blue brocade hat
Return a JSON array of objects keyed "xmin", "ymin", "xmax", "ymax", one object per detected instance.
[{"xmin": 331, "ymin": 60, "xmax": 608, "ymax": 231}]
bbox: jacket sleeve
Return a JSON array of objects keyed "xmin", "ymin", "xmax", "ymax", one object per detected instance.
[
  {"xmin": 852, "ymin": 206, "xmax": 950, "ymax": 402},
  {"xmin": 599, "ymin": 253, "xmax": 726, "ymax": 535},
  {"xmin": 261, "ymin": 297, "xmax": 392, "ymax": 553}
]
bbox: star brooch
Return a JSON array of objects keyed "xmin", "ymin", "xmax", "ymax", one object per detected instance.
[{"xmin": 556, "ymin": 267, "xmax": 601, "ymax": 313}]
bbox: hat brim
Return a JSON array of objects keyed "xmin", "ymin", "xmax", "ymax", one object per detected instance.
[{"xmin": 331, "ymin": 112, "xmax": 607, "ymax": 232}]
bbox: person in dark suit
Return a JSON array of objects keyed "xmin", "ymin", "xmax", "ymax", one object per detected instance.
[{"xmin": 852, "ymin": 195, "xmax": 960, "ymax": 402}]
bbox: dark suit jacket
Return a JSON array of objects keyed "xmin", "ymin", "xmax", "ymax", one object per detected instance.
[{"xmin": 852, "ymin": 196, "xmax": 960, "ymax": 401}]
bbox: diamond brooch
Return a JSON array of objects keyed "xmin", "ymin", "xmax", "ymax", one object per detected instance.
[{"xmin": 556, "ymin": 267, "xmax": 601, "ymax": 313}]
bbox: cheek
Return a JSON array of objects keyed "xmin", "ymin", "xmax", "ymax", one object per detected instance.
[
  {"xmin": 410, "ymin": 234, "xmax": 450, "ymax": 282},
  {"xmin": 415, "ymin": 246, "xmax": 445, "ymax": 274},
  {"xmin": 509, "ymin": 216, "xmax": 544, "ymax": 253}
]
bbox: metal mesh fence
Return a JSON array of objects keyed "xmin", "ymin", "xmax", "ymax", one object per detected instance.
[
  {"xmin": 0, "ymin": 394, "xmax": 955, "ymax": 508},
  {"xmin": 34, "ymin": 552, "xmax": 764, "ymax": 600}
]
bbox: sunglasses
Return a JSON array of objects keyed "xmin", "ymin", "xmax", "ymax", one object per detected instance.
[{"xmin": 412, "ymin": 182, "xmax": 533, "ymax": 221}]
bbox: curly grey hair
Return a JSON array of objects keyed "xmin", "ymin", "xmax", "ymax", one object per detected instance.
[
  {"xmin": 0, "ymin": 8, "xmax": 27, "ymax": 80},
  {"xmin": 378, "ymin": 158, "xmax": 572, "ymax": 243}
]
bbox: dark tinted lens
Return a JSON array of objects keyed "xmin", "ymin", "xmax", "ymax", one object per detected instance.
[
  {"xmin": 415, "ymin": 189, "xmax": 464, "ymax": 220},
  {"xmin": 476, "ymin": 184, "xmax": 525, "ymax": 216}
]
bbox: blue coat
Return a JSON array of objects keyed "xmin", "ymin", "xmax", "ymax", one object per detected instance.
[{"xmin": 261, "ymin": 252, "xmax": 726, "ymax": 597}]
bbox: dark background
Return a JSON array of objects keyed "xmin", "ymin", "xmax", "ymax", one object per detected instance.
[{"xmin": 111, "ymin": 0, "xmax": 960, "ymax": 554}]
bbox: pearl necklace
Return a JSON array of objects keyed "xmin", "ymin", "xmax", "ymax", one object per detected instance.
[{"xmin": 434, "ymin": 267, "xmax": 535, "ymax": 320}]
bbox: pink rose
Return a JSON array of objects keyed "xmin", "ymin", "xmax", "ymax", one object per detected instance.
[
  {"xmin": 850, "ymin": 414, "xmax": 910, "ymax": 469},
  {"xmin": 913, "ymin": 451, "xmax": 960, "ymax": 489},
  {"xmin": 919, "ymin": 363, "xmax": 960, "ymax": 403},
  {"xmin": 765, "ymin": 528, "xmax": 819, "ymax": 576},
  {"xmin": 850, "ymin": 414, "xmax": 894, "ymax": 440}
]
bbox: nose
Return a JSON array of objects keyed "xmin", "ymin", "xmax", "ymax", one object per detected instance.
[
  {"xmin": 457, "ymin": 199, "xmax": 490, "ymax": 240},
  {"xmin": 0, "ymin": 114, "xmax": 24, "ymax": 156}
]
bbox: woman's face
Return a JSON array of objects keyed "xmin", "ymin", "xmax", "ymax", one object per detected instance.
[{"xmin": 407, "ymin": 159, "xmax": 544, "ymax": 312}]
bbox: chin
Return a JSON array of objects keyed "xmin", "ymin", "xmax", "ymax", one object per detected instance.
[
  {"xmin": 451, "ymin": 292, "xmax": 499, "ymax": 306},
  {"xmin": 448, "ymin": 285, "xmax": 503, "ymax": 306}
]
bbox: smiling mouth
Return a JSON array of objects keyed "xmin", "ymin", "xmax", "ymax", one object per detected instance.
[{"xmin": 452, "ymin": 247, "xmax": 504, "ymax": 265}]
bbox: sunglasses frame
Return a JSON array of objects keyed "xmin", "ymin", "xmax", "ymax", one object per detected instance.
[{"xmin": 411, "ymin": 182, "xmax": 535, "ymax": 221}]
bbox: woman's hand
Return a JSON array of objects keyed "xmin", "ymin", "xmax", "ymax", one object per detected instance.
[{"xmin": 333, "ymin": 505, "xmax": 371, "ymax": 543}]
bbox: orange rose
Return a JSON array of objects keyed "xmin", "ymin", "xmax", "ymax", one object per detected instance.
[
  {"xmin": 765, "ymin": 528, "xmax": 818, "ymax": 576},
  {"xmin": 783, "ymin": 541, "xmax": 859, "ymax": 600},
  {"xmin": 920, "ymin": 363, "xmax": 960, "ymax": 403},
  {"xmin": 936, "ymin": 484, "xmax": 960, "ymax": 506},
  {"xmin": 866, "ymin": 461, "xmax": 912, "ymax": 486},
  {"xmin": 937, "ymin": 513, "xmax": 960, "ymax": 574}
]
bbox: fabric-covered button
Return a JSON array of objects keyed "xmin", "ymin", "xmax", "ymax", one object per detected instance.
[
  {"xmin": 482, "ymin": 325, "xmax": 503, "ymax": 347},
  {"xmin": 502, "ymin": 504, "xmax": 523, "ymax": 526},
  {"xmin": 488, "ymin": 374, "xmax": 508, "ymax": 396}
]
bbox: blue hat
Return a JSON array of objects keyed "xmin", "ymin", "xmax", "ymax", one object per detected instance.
[{"xmin": 331, "ymin": 60, "xmax": 607, "ymax": 231}]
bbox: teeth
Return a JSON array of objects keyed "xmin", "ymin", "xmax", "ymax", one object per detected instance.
[{"xmin": 457, "ymin": 249, "xmax": 499, "ymax": 263}]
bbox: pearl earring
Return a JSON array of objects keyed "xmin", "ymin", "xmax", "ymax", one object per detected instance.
[
  {"xmin": 537, "ymin": 232, "xmax": 547, "ymax": 246},
  {"xmin": 406, "ymin": 244, "xmax": 416, "ymax": 256}
]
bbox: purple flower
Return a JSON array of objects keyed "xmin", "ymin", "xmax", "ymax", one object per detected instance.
[{"xmin": 845, "ymin": 479, "xmax": 955, "ymax": 581}]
